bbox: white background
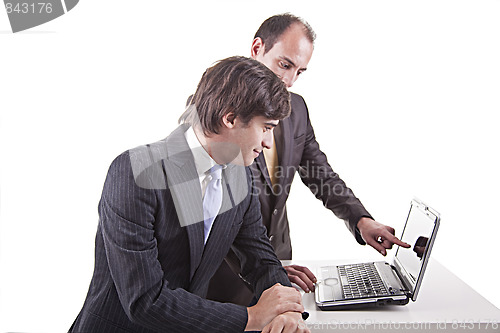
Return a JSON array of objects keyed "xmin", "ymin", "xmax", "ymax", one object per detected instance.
[{"xmin": 1, "ymin": 1, "xmax": 499, "ymax": 331}]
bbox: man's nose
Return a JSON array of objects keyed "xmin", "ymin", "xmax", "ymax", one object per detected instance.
[
  {"xmin": 262, "ymin": 131, "xmax": 273, "ymax": 149},
  {"xmin": 282, "ymin": 72, "xmax": 297, "ymax": 88}
]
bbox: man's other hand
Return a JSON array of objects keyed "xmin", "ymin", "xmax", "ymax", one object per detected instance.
[
  {"xmin": 284, "ymin": 265, "xmax": 317, "ymax": 293},
  {"xmin": 245, "ymin": 283, "xmax": 303, "ymax": 331},
  {"xmin": 262, "ymin": 311, "xmax": 310, "ymax": 333},
  {"xmin": 357, "ymin": 217, "xmax": 411, "ymax": 256}
]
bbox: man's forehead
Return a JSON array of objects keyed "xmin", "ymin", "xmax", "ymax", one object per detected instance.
[
  {"xmin": 276, "ymin": 24, "xmax": 310, "ymax": 47},
  {"xmin": 266, "ymin": 28, "xmax": 313, "ymax": 65},
  {"xmin": 262, "ymin": 118, "xmax": 279, "ymax": 126}
]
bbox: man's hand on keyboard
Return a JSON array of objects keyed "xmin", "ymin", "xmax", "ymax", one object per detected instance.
[
  {"xmin": 357, "ymin": 217, "xmax": 411, "ymax": 256},
  {"xmin": 284, "ymin": 265, "xmax": 317, "ymax": 293}
]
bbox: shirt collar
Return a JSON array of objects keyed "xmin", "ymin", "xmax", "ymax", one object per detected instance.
[{"xmin": 185, "ymin": 126, "xmax": 218, "ymax": 177}]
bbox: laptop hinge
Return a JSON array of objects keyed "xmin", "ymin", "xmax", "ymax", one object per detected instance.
[{"xmin": 390, "ymin": 263, "xmax": 412, "ymax": 298}]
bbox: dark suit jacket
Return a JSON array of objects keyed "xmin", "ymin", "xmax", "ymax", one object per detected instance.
[
  {"xmin": 69, "ymin": 124, "xmax": 290, "ymax": 333},
  {"xmin": 207, "ymin": 92, "xmax": 372, "ymax": 305}
]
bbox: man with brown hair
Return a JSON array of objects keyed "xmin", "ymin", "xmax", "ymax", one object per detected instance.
[{"xmin": 69, "ymin": 56, "xmax": 309, "ymax": 333}]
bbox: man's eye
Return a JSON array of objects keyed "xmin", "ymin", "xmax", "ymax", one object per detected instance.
[{"xmin": 279, "ymin": 61, "xmax": 290, "ymax": 69}]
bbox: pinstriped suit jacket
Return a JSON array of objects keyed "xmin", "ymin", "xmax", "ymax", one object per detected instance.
[{"xmin": 69, "ymin": 124, "xmax": 290, "ymax": 333}]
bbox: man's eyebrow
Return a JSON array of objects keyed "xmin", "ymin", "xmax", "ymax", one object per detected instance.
[
  {"xmin": 280, "ymin": 56, "xmax": 307, "ymax": 72},
  {"xmin": 264, "ymin": 122, "xmax": 278, "ymax": 128}
]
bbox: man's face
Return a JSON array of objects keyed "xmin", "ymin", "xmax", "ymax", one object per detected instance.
[
  {"xmin": 251, "ymin": 23, "xmax": 314, "ymax": 88},
  {"xmin": 214, "ymin": 115, "xmax": 278, "ymax": 166}
]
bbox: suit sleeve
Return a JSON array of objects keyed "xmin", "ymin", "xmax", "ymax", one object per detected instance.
[
  {"xmin": 230, "ymin": 168, "xmax": 292, "ymax": 298},
  {"xmin": 99, "ymin": 152, "xmax": 248, "ymax": 333},
  {"xmin": 294, "ymin": 95, "xmax": 372, "ymax": 245}
]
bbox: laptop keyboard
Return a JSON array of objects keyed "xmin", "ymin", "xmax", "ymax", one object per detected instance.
[{"xmin": 338, "ymin": 263, "xmax": 389, "ymax": 299}]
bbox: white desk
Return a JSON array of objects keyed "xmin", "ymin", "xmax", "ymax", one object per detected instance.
[{"xmin": 282, "ymin": 259, "xmax": 500, "ymax": 332}]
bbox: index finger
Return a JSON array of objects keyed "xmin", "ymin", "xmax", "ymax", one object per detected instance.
[{"xmin": 383, "ymin": 230, "xmax": 411, "ymax": 248}]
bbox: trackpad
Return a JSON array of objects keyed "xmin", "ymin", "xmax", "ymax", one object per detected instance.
[{"xmin": 325, "ymin": 278, "xmax": 339, "ymax": 286}]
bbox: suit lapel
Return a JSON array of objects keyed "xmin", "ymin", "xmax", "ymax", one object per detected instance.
[
  {"xmin": 163, "ymin": 125, "xmax": 205, "ymax": 280},
  {"xmin": 274, "ymin": 117, "xmax": 292, "ymax": 208},
  {"xmin": 255, "ymin": 150, "xmax": 272, "ymax": 189},
  {"xmin": 254, "ymin": 118, "xmax": 293, "ymax": 204},
  {"xmin": 189, "ymin": 163, "xmax": 247, "ymax": 288},
  {"xmin": 254, "ymin": 119, "xmax": 288, "ymax": 192},
  {"xmin": 190, "ymin": 203, "xmax": 236, "ymax": 289}
]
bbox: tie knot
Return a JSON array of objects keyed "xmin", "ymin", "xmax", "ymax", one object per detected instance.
[{"xmin": 208, "ymin": 165, "xmax": 223, "ymax": 180}]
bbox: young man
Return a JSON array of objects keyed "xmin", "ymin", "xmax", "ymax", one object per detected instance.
[
  {"xmin": 69, "ymin": 56, "xmax": 309, "ymax": 333},
  {"xmin": 207, "ymin": 14, "xmax": 410, "ymax": 305}
]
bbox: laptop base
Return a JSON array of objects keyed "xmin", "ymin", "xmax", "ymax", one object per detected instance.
[{"xmin": 317, "ymin": 296, "xmax": 410, "ymax": 311}]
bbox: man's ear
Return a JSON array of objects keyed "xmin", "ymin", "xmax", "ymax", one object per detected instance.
[
  {"xmin": 251, "ymin": 37, "xmax": 265, "ymax": 59},
  {"xmin": 222, "ymin": 112, "xmax": 236, "ymax": 128}
]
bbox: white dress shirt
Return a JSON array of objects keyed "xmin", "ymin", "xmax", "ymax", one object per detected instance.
[{"xmin": 184, "ymin": 126, "xmax": 225, "ymax": 243}]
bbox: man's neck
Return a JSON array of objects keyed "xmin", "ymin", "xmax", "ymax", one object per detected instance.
[{"xmin": 192, "ymin": 126, "xmax": 241, "ymax": 165}]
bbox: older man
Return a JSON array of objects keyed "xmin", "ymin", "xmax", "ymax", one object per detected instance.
[{"xmin": 207, "ymin": 14, "xmax": 410, "ymax": 306}]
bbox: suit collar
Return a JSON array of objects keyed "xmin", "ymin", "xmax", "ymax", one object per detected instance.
[{"xmin": 165, "ymin": 124, "xmax": 196, "ymax": 168}]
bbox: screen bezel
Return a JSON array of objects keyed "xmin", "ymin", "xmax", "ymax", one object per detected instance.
[{"xmin": 393, "ymin": 199, "xmax": 440, "ymax": 301}]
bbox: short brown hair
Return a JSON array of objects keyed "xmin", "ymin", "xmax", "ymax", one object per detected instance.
[{"xmin": 179, "ymin": 56, "xmax": 290, "ymax": 135}]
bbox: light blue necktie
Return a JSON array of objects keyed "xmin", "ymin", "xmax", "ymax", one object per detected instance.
[{"xmin": 203, "ymin": 165, "xmax": 223, "ymax": 244}]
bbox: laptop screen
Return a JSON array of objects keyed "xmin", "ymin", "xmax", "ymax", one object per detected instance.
[{"xmin": 394, "ymin": 199, "xmax": 440, "ymax": 300}]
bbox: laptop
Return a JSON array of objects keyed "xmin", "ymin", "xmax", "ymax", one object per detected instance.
[{"xmin": 315, "ymin": 198, "xmax": 440, "ymax": 310}]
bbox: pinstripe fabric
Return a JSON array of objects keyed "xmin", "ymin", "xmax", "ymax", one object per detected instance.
[{"xmin": 69, "ymin": 125, "xmax": 290, "ymax": 333}]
